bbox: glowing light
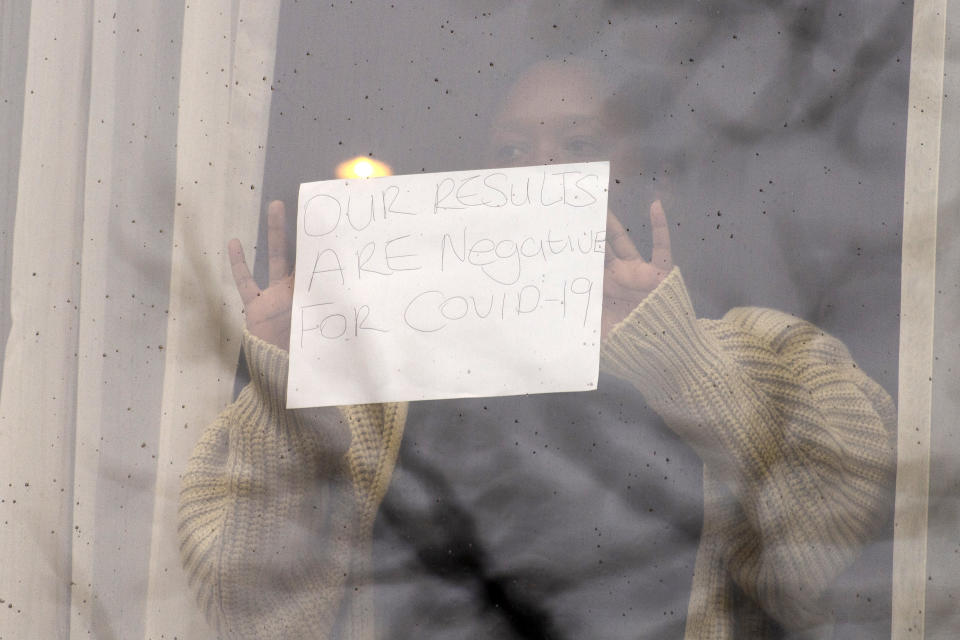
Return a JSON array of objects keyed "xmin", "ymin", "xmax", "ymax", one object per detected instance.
[
  {"xmin": 335, "ymin": 156, "xmax": 392, "ymax": 179},
  {"xmin": 355, "ymin": 160, "xmax": 373, "ymax": 177}
]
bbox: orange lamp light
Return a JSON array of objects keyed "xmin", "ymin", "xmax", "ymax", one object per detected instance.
[{"xmin": 335, "ymin": 156, "xmax": 392, "ymax": 179}]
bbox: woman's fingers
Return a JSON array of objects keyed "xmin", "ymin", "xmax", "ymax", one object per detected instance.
[
  {"xmin": 599, "ymin": 201, "xmax": 675, "ymax": 339},
  {"xmin": 606, "ymin": 211, "xmax": 640, "ymax": 260},
  {"xmin": 649, "ymin": 199, "xmax": 672, "ymax": 272},
  {"xmin": 267, "ymin": 200, "xmax": 290, "ymax": 285},
  {"xmin": 603, "ymin": 201, "xmax": 673, "ymax": 290},
  {"xmin": 605, "ymin": 256, "xmax": 663, "ymax": 295},
  {"xmin": 228, "ymin": 238, "xmax": 261, "ymax": 306}
]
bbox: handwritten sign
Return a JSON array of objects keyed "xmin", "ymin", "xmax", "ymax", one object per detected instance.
[{"xmin": 287, "ymin": 162, "xmax": 610, "ymax": 408}]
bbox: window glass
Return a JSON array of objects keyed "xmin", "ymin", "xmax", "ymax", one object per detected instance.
[{"xmin": 243, "ymin": 3, "xmax": 907, "ymax": 638}]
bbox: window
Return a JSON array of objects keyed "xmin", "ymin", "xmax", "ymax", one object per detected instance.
[{"xmin": 1, "ymin": 2, "xmax": 954, "ymax": 638}]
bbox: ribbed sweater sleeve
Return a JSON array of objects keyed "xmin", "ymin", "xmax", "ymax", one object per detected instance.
[
  {"xmin": 177, "ymin": 331, "xmax": 405, "ymax": 640},
  {"xmin": 601, "ymin": 267, "xmax": 896, "ymax": 634}
]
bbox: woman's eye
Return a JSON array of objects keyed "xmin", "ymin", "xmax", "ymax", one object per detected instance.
[
  {"xmin": 495, "ymin": 144, "xmax": 527, "ymax": 165},
  {"xmin": 565, "ymin": 137, "xmax": 600, "ymax": 157}
]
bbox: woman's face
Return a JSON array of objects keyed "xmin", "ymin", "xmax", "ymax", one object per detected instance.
[
  {"xmin": 488, "ymin": 61, "xmax": 612, "ymax": 168},
  {"xmin": 487, "ymin": 62, "xmax": 670, "ymax": 216}
]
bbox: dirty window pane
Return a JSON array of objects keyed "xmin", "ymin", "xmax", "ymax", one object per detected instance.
[
  {"xmin": 251, "ymin": 5, "xmax": 907, "ymax": 635},
  {"xmin": 7, "ymin": 1, "xmax": 957, "ymax": 639}
]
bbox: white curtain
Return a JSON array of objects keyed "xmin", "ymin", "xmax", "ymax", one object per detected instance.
[{"xmin": 0, "ymin": 1, "xmax": 280, "ymax": 638}]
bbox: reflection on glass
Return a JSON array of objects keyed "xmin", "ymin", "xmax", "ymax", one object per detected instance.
[{"xmin": 177, "ymin": 3, "xmax": 904, "ymax": 639}]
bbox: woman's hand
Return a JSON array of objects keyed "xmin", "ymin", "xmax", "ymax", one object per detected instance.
[
  {"xmin": 228, "ymin": 200, "xmax": 294, "ymax": 350},
  {"xmin": 601, "ymin": 200, "xmax": 673, "ymax": 339}
]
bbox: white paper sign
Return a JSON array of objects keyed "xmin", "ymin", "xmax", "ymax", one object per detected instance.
[{"xmin": 287, "ymin": 161, "xmax": 610, "ymax": 408}]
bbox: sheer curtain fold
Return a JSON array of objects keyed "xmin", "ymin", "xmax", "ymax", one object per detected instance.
[
  {"xmin": 69, "ymin": 2, "xmax": 184, "ymax": 638},
  {"xmin": 145, "ymin": 1, "xmax": 281, "ymax": 637},
  {"xmin": 0, "ymin": 1, "xmax": 280, "ymax": 638},
  {"xmin": 0, "ymin": 2, "xmax": 30, "ymax": 396},
  {"xmin": 0, "ymin": 3, "xmax": 94, "ymax": 637}
]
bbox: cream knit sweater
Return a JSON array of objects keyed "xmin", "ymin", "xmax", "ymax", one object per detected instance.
[{"xmin": 178, "ymin": 267, "xmax": 896, "ymax": 639}]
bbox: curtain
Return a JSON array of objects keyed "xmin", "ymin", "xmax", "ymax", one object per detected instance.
[{"xmin": 0, "ymin": 2, "xmax": 280, "ymax": 638}]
